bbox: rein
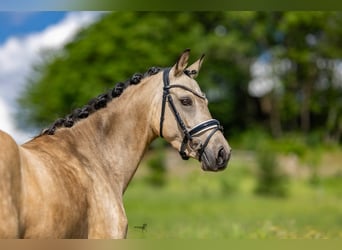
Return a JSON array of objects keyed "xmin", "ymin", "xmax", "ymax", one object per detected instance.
[{"xmin": 159, "ymin": 68, "xmax": 223, "ymax": 160}]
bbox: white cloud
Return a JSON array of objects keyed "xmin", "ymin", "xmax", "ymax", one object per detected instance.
[
  {"xmin": 0, "ymin": 97, "xmax": 15, "ymax": 135},
  {"xmin": 0, "ymin": 97, "xmax": 30, "ymax": 143},
  {"xmin": 0, "ymin": 12, "xmax": 104, "ymax": 144}
]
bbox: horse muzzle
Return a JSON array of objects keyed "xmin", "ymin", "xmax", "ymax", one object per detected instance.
[{"xmin": 201, "ymin": 144, "xmax": 231, "ymax": 172}]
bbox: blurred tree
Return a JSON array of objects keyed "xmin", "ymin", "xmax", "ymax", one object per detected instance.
[
  {"xmin": 318, "ymin": 12, "xmax": 342, "ymax": 142},
  {"xmin": 17, "ymin": 12, "xmax": 342, "ymax": 143},
  {"xmin": 18, "ymin": 12, "xmax": 261, "ymax": 135},
  {"xmin": 278, "ymin": 12, "xmax": 342, "ymax": 140},
  {"xmin": 18, "ymin": 12, "xmax": 200, "ymax": 128},
  {"xmin": 279, "ymin": 12, "xmax": 327, "ymax": 133}
]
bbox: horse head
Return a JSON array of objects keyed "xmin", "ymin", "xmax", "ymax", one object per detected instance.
[{"xmin": 157, "ymin": 49, "xmax": 231, "ymax": 171}]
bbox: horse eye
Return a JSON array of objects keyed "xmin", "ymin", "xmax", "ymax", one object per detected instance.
[{"xmin": 180, "ymin": 97, "xmax": 193, "ymax": 106}]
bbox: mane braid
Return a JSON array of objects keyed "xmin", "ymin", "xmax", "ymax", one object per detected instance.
[{"xmin": 40, "ymin": 66, "xmax": 162, "ymax": 136}]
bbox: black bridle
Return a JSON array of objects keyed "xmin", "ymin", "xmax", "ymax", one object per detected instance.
[{"xmin": 159, "ymin": 67, "xmax": 223, "ymax": 160}]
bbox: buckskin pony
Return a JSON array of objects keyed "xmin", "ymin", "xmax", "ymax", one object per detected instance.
[{"xmin": 0, "ymin": 49, "xmax": 231, "ymax": 238}]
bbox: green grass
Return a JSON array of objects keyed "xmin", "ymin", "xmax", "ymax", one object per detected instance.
[{"xmin": 124, "ymin": 157, "xmax": 342, "ymax": 239}]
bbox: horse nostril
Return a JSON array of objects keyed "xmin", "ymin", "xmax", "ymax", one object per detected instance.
[{"xmin": 216, "ymin": 147, "xmax": 227, "ymax": 167}]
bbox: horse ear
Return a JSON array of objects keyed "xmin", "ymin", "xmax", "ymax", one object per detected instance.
[
  {"xmin": 172, "ymin": 49, "xmax": 191, "ymax": 77},
  {"xmin": 185, "ymin": 54, "xmax": 205, "ymax": 79}
]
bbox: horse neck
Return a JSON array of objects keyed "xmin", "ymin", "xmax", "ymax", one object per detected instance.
[{"xmin": 30, "ymin": 75, "xmax": 161, "ymax": 193}]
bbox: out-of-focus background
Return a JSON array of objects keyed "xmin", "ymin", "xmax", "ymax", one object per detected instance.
[{"xmin": 0, "ymin": 12, "xmax": 341, "ymax": 239}]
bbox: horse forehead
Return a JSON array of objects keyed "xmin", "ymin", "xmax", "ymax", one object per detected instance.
[{"xmin": 179, "ymin": 75, "xmax": 203, "ymax": 92}]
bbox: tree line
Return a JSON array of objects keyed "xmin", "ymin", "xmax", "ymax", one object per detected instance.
[{"xmin": 18, "ymin": 12, "xmax": 342, "ymax": 143}]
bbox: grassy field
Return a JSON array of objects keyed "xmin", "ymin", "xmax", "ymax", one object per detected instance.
[{"xmin": 123, "ymin": 149, "xmax": 342, "ymax": 239}]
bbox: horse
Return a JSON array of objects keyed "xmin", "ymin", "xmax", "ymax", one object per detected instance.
[{"xmin": 0, "ymin": 49, "xmax": 231, "ymax": 239}]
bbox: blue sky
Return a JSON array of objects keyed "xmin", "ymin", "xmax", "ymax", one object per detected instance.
[
  {"xmin": 0, "ymin": 12, "xmax": 103, "ymax": 143},
  {"xmin": 0, "ymin": 12, "xmax": 67, "ymax": 43}
]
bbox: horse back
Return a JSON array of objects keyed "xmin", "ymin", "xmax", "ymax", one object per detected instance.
[{"xmin": 0, "ymin": 130, "xmax": 22, "ymax": 238}]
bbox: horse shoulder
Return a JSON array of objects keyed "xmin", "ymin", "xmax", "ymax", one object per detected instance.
[
  {"xmin": 18, "ymin": 137, "xmax": 90, "ymax": 238},
  {"xmin": 0, "ymin": 130, "xmax": 21, "ymax": 238},
  {"xmin": 0, "ymin": 130, "xmax": 21, "ymax": 199}
]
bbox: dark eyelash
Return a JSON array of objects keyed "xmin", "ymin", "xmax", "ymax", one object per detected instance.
[{"xmin": 180, "ymin": 97, "xmax": 193, "ymax": 106}]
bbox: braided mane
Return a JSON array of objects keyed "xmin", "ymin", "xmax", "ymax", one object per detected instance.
[{"xmin": 40, "ymin": 66, "xmax": 162, "ymax": 136}]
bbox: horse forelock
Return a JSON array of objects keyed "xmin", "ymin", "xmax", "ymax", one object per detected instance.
[{"xmin": 40, "ymin": 66, "xmax": 163, "ymax": 136}]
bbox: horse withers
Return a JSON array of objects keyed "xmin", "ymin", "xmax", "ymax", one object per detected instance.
[{"xmin": 0, "ymin": 49, "xmax": 231, "ymax": 238}]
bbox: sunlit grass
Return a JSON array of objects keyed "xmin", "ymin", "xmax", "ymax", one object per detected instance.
[{"xmin": 124, "ymin": 154, "xmax": 342, "ymax": 239}]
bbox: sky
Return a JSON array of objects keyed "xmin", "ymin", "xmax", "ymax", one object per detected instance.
[{"xmin": 0, "ymin": 12, "xmax": 104, "ymax": 144}]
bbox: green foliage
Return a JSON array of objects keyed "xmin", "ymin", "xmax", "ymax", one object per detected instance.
[
  {"xmin": 145, "ymin": 150, "xmax": 167, "ymax": 187},
  {"xmin": 271, "ymin": 135, "xmax": 307, "ymax": 157},
  {"xmin": 16, "ymin": 12, "xmax": 269, "ymax": 135},
  {"xmin": 17, "ymin": 12, "xmax": 342, "ymax": 142},
  {"xmin": 145, "ymin": 139, "xmax": 167, "ymax": 187},
  {"xmin": 231, "ymin": 129, "xmax": 327, "ymax": 159},
  {"xmin": 232, "ymin": 128, "xmax": 271, "ymax": 151},
  {"xmin": 254, "ymin": 147, "xmax": 288, "ymax": 198}
]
